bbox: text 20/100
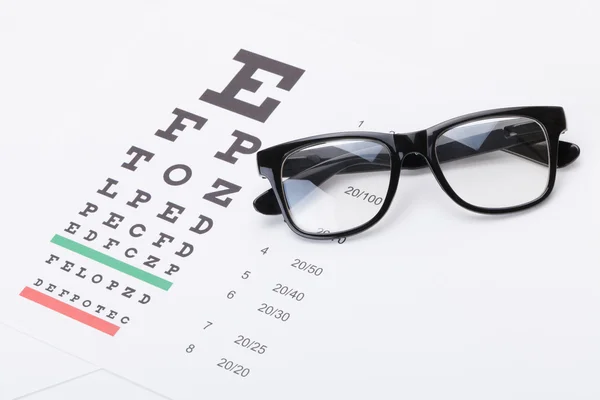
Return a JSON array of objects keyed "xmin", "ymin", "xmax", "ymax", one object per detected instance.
[{"xmin": 344, "ymin": 186, "xmax": 383, "ymax": 205}]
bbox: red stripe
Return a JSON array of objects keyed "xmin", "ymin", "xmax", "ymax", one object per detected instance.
[{"xmin": 19, "ymin": 286, "xmax": 120, "ymax": 336}]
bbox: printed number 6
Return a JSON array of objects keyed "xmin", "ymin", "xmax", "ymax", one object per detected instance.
[{"xmin": 227, "ymin": 291, "xmax": 236, "ymax": 299}]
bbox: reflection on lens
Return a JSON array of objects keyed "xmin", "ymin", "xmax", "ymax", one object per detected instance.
[
  {"xmin": 282, "ymin": 139, "xmax": 392, "ymax": 234},
  {"xmin": 435, "ymin": 116, "xmax": 550, "ymax": 208}
]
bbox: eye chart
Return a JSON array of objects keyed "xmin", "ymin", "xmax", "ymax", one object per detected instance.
[{"xmin": 1, "ymin": 2, "xmax": 599, "ymax": 399}]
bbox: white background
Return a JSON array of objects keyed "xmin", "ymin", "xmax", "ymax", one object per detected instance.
[{"xmin": 1, "ymin": 0, "xmax": 599, "ymax": 399}]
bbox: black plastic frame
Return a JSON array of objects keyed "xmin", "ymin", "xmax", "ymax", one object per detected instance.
[{"xmin": 254, "ymin": 106, "xmax": 580, "ymax": 240}]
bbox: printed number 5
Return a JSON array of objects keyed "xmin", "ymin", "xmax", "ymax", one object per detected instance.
[{"xmin": 241, "ymin": 271, "xmax": 251, "ymax": 279}]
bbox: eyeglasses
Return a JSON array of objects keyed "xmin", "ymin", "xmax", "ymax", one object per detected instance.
[{"xmin": 253, "ymin": 106, "xmax": 580, "ymax": 239}]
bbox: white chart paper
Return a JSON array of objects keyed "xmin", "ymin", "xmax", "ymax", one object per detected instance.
[{"xmin": 1, "ymin": 1, "xmax": 600, "ymax": 399}]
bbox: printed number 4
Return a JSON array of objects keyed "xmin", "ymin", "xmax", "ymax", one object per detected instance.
[{"xmin": 261, "ymin": 247, "xmax": 269, "ymax": 255}]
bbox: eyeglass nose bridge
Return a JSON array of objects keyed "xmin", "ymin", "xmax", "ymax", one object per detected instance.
[{"xmin": 393, "ymin": 130, "xmax": 429, "ymax": 169}]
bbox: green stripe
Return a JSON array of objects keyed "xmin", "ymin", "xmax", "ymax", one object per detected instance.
[{"xmin": 50, "ymin": 234, "xmax": 172, "ymax": 291}]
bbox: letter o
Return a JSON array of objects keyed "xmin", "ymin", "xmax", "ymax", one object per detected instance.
[{"xmin": 163, "ymin": 164, "xmax": 192, "ymax": 186}]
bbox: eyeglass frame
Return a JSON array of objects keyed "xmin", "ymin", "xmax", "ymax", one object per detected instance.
[{"xmin": 253, "ymin": 106, "xmax": 580, "ymax": 240}]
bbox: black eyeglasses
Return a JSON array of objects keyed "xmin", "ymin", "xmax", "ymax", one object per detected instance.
[{"xmin": 253, "ymin": 106, "xmax": 580, "ymax": 240}]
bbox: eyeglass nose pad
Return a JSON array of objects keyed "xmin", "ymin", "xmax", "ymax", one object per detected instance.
[
  {"xmin": 503, "ymin": 127, "xmax": 517, "ymax": 138},
  {"xmin": 503, "ymin": 126, "xmax": 521, "ymax": 138}
]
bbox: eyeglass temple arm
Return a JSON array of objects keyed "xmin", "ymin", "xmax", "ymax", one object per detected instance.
[{"xmin": 254, "ymin": 127, "xmax": 579, "ymax": 215}]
